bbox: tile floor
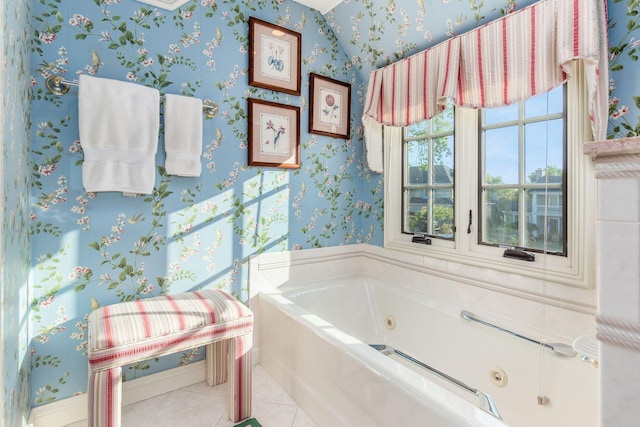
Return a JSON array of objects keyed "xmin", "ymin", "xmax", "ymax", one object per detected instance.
[{"xmin": 66, "ymin": 365, "xmax": 318, "ymax": 427}]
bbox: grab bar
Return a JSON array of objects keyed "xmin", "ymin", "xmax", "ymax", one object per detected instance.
[
  {"xmin": 460, "ymin": 310, "xmax": 577, "ymax": 357},
  {"xmin": 370, "ymin": 344, "xmax": 502, "ymax": 420}
]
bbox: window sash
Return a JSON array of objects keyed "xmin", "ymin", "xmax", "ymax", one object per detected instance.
[
  {"xmin": 478, "ymin": 88, "xmax": 567, "ymax": 255},
  {"xmin": 402, "ymin": 106, "xmax": 455, "ymax": 238}
]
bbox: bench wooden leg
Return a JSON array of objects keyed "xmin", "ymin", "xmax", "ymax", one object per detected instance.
[
  {"xmin": 88, "ymin": 366, "xmax": 122, "ymax": 427},
  {"xmin": 229, "ymin": 334, "xmax": 252, "ymax": 422},
  {"xmin": 205, "ymin": 340, "xmax": 228, "ymax": 386}
]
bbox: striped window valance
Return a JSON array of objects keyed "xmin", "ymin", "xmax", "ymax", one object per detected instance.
[{"xmin": 363, "ymin": 0, "xmax": 608, "ymax": 173}]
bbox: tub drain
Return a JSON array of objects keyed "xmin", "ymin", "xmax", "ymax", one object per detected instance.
[{"xmin": 385, "ymin": 315, "xmax": 396, "ymax": 330}]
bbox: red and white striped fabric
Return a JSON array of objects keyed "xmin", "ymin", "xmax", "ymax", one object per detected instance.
[
  {"xmin": 362, "ymin": 0, "xmax": 608, "ymax": 173},
  {"xmin": 457, "ymin": 0, "xmax": 608, "ymax": 127},
  {"xmin": 87, "ymin": 289, "xmax": 253, "ymax": 427},
  {"xmin": 457, "ymin": 1, "xmax": 564, "ymax": 108},
  {"xmin": 364, "ymin": 38, "xmax": 460, "ymax": 128},
  {"xmin": 557, "ymin": 0, "xmax": 609, "ymax": 143},
  {"xmin": 88, "ymin": 367, "xmax": 122, "ymax": 427},
  {"xmin": 363, "ymin": 39, "xmax": 460, "ymax": 172}
]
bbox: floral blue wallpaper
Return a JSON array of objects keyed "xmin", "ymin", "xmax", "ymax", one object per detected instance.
[
  {"xmin": 0, "ymin": 0, "xmax": 637, "ymax": 425},
  {"xmin": 2, "ymin": 0, "xmax": 33, "ymax": 425},
  {"xmin": 607, "ymin": 0, "xmax": 640, "ymax": 138},
  {"xmin": 27, "ymin": 0, "xmax": 381, "ymax": 410}
]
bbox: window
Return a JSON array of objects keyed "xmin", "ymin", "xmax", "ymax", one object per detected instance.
[
  {"xmin": 384, "ymin": 64, "xmax": 595, "ymax": 291},
  {"xmin": 479, "ymin": 86, "xmax": 566, "ymax": 255},
  {"xmin": 403, "ymin": 100, "xmax": 455, "ymax": 239}
]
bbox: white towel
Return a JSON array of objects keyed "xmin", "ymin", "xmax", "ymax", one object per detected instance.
[
  {"xmin": 164, "ymin": 94, "xmax": 203, "ymax": 177},
  {"xmin": 79, "ymin": 75, "xmax": 160, "ymax": 195},
  {"xmin": 362, "ymin": 115, "xmax": 384, "ymax": 173}
]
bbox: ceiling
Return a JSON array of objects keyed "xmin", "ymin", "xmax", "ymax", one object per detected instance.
[
  {"xmin": 138, "ymin": 0, "xmax": 342, "ymax": 14},
  {"xmin": 137, "ymin": 0, "xmax": 191, "ymax": 10},
  {"xmin": 292, "ymin": 0, "xmax": 344, "ymax": 15}
]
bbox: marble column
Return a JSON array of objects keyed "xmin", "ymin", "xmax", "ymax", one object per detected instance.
[{"xmin": 584, "ymin": 137, "xmax": 640, "ymax": 427}]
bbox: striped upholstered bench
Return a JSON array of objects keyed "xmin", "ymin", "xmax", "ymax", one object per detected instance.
[{"xmin": 87, "ymin": 289, "xmax": 253, "ymax": 427}]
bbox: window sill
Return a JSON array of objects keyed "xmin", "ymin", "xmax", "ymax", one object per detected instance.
[{"xmin": 384, "ymin": 236, "xmax": 595, "ymax": 309}]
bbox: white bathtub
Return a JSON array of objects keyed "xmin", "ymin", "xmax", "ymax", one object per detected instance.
[{"xmin": 258, "ymin": 274, "xmax": 598, "ymax": 427}]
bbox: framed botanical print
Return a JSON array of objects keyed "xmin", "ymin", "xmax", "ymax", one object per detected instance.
[
  {"xmin": 248, "ymin": 98, "xmax": 300, "ymax": 169},
  {"xmin": 309, "ymin": 73, "xmax": 351, "ymax": 139},
  {"xmin": 248, "ymin": 17, "xmax": 302, "ymax": 96}
]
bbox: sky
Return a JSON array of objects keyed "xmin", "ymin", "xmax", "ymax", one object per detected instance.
[
  {"xmin": 484, "ymin": 85, "xmax": 564, "ymax": 184},
  {"xmin": 406, "ymin": 85, "xmax": 564, "ymax": 185}
]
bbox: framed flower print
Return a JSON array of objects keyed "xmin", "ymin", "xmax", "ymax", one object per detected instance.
[
  {"xmin": 309, "ymin": 73, "xmax": 351, "ymax": 139},
  {"xmin": 248, "ymin": 17, "xmax": 302, "ymax": 96},
  {"xmin": 248, "ymin": 98, "xmax": 300, "ymax": 169}
]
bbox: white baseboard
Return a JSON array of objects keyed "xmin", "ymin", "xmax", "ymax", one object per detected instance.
[
  {"xmin": 28, "ymin": 347, "xmax": 260, "ymax": 427},
  {"xmin": 28, "ymin": 361, "xmax": 206, "ymax": 427}
]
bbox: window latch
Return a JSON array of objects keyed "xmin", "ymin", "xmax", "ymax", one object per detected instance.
[
  {"xmin": 503, "ymin": 248, "xmax": 535, "ymax": 262},
  {"xmin": 467, "ymin": 210, "xmax": 472, "ymax": 234},
  {"xmin": 411, "ymin": 234, "xmax": 432, "ymax": 245}
]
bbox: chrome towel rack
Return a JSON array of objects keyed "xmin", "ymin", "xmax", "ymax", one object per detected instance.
[
  {"xmin": 460, "ymin": 310, "xmax": 577, "ymax": 357},
  {"xmin": 44, "ymin": 75, "xmax": 219, "ymax": 119}
]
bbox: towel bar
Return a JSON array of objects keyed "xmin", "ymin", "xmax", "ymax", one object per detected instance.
[{"xmin": 45, "ymin": 75, "xmax": 219, "ymax": 119}]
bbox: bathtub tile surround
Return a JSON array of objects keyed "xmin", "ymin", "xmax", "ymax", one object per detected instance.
[
  {"xmin": 250, "ymin": 245, "xmax": 599, "ymax": 426},
  {"xmin": 584, "ymin": 136, "xmax": 640, "ymax": 427},
  {"xmin": 250, "ymin": 245, "xmax": 598, "ymax": 343}
]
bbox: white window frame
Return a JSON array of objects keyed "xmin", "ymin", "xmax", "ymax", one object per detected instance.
[
  {"xmin": 384, "ymin": 63, "xmax": 596, "ymax": 292},
  {"xmin": 402, "ymin": 108, "xmax": 455, "ymax": 239}
]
